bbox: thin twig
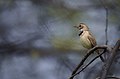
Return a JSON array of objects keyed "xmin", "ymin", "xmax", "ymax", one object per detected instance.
[
  {"xmin": 99, "ymin": 0, "xmax": 109, "ymax": 45},
  {"xmin": 105, "ymin": 8, "xmax": 108, "ymax": 45}
]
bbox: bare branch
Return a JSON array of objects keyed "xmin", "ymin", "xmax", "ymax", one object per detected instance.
[
  {"xmin": 99, "ymin": 0, "xmax": 109, "ymax": 45},
  {"xmin": 69, "ymin": 49, "xmax": 106, "ymax": 79},
  {"xmin": 100, "ymin": 39, "xmax": 120, "ymax": 79},
  {"xmin": 69, "ymin": 45, "xmax": 109, "ymax": 79}
]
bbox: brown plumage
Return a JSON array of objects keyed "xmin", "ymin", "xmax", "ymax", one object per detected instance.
[{"xmin": 74, "ymin": 23, "xmax": 104, "ymax": 62}]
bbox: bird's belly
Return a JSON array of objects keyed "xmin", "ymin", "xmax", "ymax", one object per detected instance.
[{"xmin": 80, "ymin": 36, "xmax": 92, "ymax": 49}]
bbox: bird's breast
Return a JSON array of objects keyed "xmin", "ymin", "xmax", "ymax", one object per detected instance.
[{"xmin": 79, "ymin": 31, "xmax": 92, "ymax": 49}]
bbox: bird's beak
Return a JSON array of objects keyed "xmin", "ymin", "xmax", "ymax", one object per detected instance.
[
  {"xmin": 73, "ymin": 25, "xmax": 79, "ymax": 29},
  {"xmin": 73, "ymin": 25, "xmax": 77, "ymax": 28}
]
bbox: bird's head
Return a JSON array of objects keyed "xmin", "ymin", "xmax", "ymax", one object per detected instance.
[{"xmin": 74, "ymin": 23, "xmax": 89, "ymax": 31}]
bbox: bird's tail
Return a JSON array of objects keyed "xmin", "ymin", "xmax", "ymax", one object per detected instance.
[{"xmin": 96, "ymin": 50, "xmax": 105, "ymax": 62}]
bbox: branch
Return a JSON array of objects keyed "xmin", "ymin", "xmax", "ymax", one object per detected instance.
[
  {"xmin": 99, "ymin": 0, "xmax": 109, "ymax": 45},
  {"xmin": 69, "ymin": 49, "xmax": 106, "ymax": 79},
  {"xmin": 69, "ymin": 45, "xmax": 109, "ymax": 79},
  {"xmin": 100, "ymin": 39, "xmax": 120, "ymax": 79},
  {"xmin": 106, "ymin": 76, "xmax": 120, "ymax": 79},
  {"xmin": 96, "ymin": 76, "xmax": 120, "ymax": 79}
]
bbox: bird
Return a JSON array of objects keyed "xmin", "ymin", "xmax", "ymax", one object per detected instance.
[{"xmin": 74, "ymin": 23, "xmax": 104, "ymax": 62}]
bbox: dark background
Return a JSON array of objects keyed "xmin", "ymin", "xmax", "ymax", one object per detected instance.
[{"xmin": 0, "ymin": 0, "xmax": 120, "ymax": 79}]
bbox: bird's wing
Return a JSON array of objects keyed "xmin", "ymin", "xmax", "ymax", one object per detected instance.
[{"xmin": 87, "ymin": 34, "xmax": 97, "ymax": 48}]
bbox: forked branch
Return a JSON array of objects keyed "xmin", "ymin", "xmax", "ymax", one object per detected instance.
[{"xmin": 69, "ymin": 45, "xmax": 109, "ymax": 79}]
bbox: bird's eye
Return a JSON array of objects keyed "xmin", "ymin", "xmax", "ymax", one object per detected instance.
[{"xmin": 79, "ymin": 24, "xmax": 83, "ymax": 29}]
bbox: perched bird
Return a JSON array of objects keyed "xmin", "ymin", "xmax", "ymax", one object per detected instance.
[{"xmin": 74, "ymin": 23, "xmax": 104, "ymax": 62}]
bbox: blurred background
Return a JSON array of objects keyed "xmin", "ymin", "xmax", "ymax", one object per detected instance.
[{"xmin": 0, "ymin": 0, "xmax": 120, "ymax": 79}]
